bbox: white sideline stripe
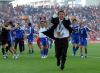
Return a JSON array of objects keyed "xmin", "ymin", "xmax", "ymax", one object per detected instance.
[
  {"xmin": 75, "ymin": 55, "xmax": 100, "ymax": 59},
  {"xmin": 88, "ymin": 56, "xmax": 100, "ymax": 59}
]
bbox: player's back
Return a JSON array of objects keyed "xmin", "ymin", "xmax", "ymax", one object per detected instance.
[{"xmin": 72, "ymin": 24, "xmax": 80, "ymax": 37}]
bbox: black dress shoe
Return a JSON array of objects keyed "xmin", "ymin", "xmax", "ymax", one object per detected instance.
[
  {"xmin": 57, "ymin": 60, "xmax": 60, "ymax": 66},
  {"xmin": 60, "ymin": 64, "xmax": 64, "ymax": 70}
]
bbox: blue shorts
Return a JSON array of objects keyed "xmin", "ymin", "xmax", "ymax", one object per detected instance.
[
  {"xmin": 40, "ymin": 37, "xmax": 48, "ymax": 46},
  {"xmin": 72, "ymin": 36, "xmax": 79, "ymax": 44},
  {"xmin": 27, "ymin": 35, "xmax": 33, "ymax": 43},
  {"xmin": 28, "ymin": 38, "xmax": 33, "ymax": 43},
  {"xmin": 8, "ymin": 42, "xmax": 14, "ymax": 47},
  {"xmin": 79, "ymin": 38, "xmax": 87, "ymax": 47}
]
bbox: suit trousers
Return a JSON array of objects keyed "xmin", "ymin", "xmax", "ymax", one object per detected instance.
[
  {"xmin": 15, "ymin": 38, "xmax": 25, "ymax": 53},
  {"xmin": 55, "ymin": 38, "xmax": 69, "ymax": 65}
]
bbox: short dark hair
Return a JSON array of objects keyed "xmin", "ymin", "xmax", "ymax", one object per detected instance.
[
  {"xmin": 8, "ymin": 21, "xmax": 15, "ymax": 27},
  {"xmin": 28, "ymin": 23, "xmax": 32, "ymax": 26},
  {"xmin": 8, "ymin": 21, "xmax": 13, "ymax": 25},
  {"xmin": 58, "ymin": 10, "xmax": 65, "ymax": 15}
]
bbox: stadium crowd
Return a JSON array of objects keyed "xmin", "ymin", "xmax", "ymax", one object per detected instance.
[{"xmin": 0, "ymin": 4, "xmax": 100, "ymax": 41}]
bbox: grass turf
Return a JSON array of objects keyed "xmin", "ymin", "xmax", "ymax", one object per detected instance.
[{"xmin": 0, "ymin": 43, "xmax": 100, "ymax": 73}]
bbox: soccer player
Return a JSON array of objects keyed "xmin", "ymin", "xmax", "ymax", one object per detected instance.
[
  {"xmin": 26, "ymin": 23, "xmax": 34, "ymax": 54},
  {"xmin": 2, "ymin": 21, "xmax": 18, "ymax": 59},
  {"xmin": 14, "ymin": 23, "xmax": 25, "ymax": 53},
  {"xmin": 38, "ymin": 16, "xmax": 49, "ymax": 58},
  {"xmin": 79, "ymin": 21, "xmax": 91, "ymax": 58},
  {"xmin": 1, "ymin": 23, "xmax": 9, "ymax": 59},
  {"xmin": 71, "ymin": 19, "xmax": 80, "ymax": 56}
]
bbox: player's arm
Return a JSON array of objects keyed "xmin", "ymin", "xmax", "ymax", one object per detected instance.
[
  {"xmin": 44, "ymin": 22, "xmax": 48, "ymax": 29},
  {"xmin": 2, "ymin": 25, "xmax": 11, "ymax": 30},
  {"xmin": 86, "ymin": 26, "xmax": 95, "ymax": 33},
  {"xmin": 37, "ymin": 23, "xmax": 40, "ymax": 31}
]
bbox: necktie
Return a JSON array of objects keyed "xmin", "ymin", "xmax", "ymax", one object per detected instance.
[
  {"xmin": 59, "ymin": 21, "xmax": 62, "ymax": 31},
  {"xmin": 58, "ymin": 20, "xmax": 64, "ymax": 36}
]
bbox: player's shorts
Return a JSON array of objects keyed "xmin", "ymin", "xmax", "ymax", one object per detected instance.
[
  {"xmin": 79, "ymin": 38, "xmax": 87, "ymax": 47},
  {"xmin": 40, "ymin": 37, "xmax": 48, "ymax": 47},
  {"xmin": 72, "ymin": 36, "xmax": 79, "ymax": 44},
  {"xmin": 28, "ymin": 38, "xmax": 33, "ymax": 43},
  {"xmin": 7, "ymin": 41, "xmax": 13, "ymax": 48},
  {"xmin": 27, "ymin": 36, "xmax": 33, "ymax": 43},
  {"xmin": 1, "ymin": 39, "xmax": 7, "ymax": 45}
]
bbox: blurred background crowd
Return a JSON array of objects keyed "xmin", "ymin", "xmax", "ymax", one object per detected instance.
[{"xmin": 0, "ymin": 0, "xmax": 100, "ymax": 41}]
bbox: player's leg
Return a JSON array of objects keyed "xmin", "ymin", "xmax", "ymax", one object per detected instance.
[
  {"xmin": 18, "ymin": 38, "xmax": 24, "ymax": 53},
  {"xmin": 73, "ymin": 43, "xmax": 79, "ymax": 56},
  {"xmin": 79, "ymin": 38, "xmax": 84, "ymax": 58},
  {"xmin": 40, "ymin": 38, "xmax": 45, "ymax": 58},
  {"xmin": 40, "ymin": 46, "xmax": 44, "ymax": 58},
  {"xmin": 75, "ymin": 37, "xmax": 80, "ymax": 52},
  {"xmin": 12, "ymin": 40, "xmax": 18, "ymax": 56},
  {"xmin": 21, "ymin": 38, "xmax": 25, "ymax": 52},
  {"xmin": 2, "ymin": 44, "xmax": 7, "ymax": 59},
  {"xmin": 28, "ymin": 38, "xmax": 34, "ymax": 54},
  {"xmin": 41, "ymin": 38, "xmax": 49, "ymax": 58},
  {"xmin": 1, "ymin": 40, "xmax": 8, "ymax": 59},
  {"xmin": 83, "ymin": 46, "xmax": 87, "ymax": 58},
  {"xmin": 80, "ymin": 45, "xmax": 84, "ymax": 58},
  {"xmin": 2, "ymin": 46, "xmax": 6, "ymax": 58},
  {"xmin": 80, "ymin": 43, "xmax": 84, "ymax": 58},
  {"xmin": 48, "ymin": 38, "xmax": 53, "ymax": 49},
  {"xmin": 2, "ymin": 45, "xmax": 6, "ymax": 56},
  {"xmin": 72, "ymin": 43, "xmax": 78, "ymax": 56},
  {"xmin": 9, "ymin": 46, "xmax": 19, "ymax": 59},
  {"xmin": 75, "ymin": 44, "xmax": 79, "ymax": 52},
  {"xmin": 44, "ymin": 38, "xmax": 49, "ymax": 58},
  {"xmin": 74, "ymin": 37, "xmax": 80, "ymax": 55},
  {"xmin": 7, "ymin": 41, "xmax": 18, "ymax": 59},
  {"xmin": 72, "ymin": 44, "xmax": 76, "ymax": 56},
  {"xmin": 72, "ymin": 37, "xmax": 77, "ymax": 56},
  {"xmin": 28, "ymin": 43, "xmax": 33, "ymax": 54},
  {"xmin": 11, "ymin": 46, "xmax": 19, "ymax": 59},
  {"xmin": 14, "ymin": 38, "xmax": 19, "ymax": 51},
  {"xmin": 84, "ymin": 38, "xmax": 88, "ymax": 58}
]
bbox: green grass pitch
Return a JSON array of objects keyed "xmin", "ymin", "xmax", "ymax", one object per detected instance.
[{"xmin": 0, "ymin": 43, "xmax": 100, "ymax": 73}]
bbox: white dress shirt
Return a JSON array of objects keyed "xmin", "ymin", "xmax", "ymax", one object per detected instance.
[{"xmin": 54, "ymin": 19, "xmax": 69, "ymax": 38}]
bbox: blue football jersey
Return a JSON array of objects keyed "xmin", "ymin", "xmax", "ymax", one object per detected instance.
[
  {"xmin": 79, "ymin": 26, "xmax": 91, "ymax": 38},
  {"xmin": 27, "ymin": 26, "xmax": 34, "ymax": 38}
]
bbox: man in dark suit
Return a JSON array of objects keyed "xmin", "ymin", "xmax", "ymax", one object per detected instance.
[{"xmin": 43, "ymin": 10, "xmax": 73, "ymax": 70}]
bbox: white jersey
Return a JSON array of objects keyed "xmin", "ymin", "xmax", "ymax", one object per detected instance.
[{"xmin": 39, "ymin": 27, "xmax": 47, "ymax": 38}]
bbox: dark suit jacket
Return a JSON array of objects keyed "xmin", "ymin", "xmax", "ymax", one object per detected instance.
[{"xmin": 42, "ymin": 17, "xmax": 73, "ymax": 40}]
